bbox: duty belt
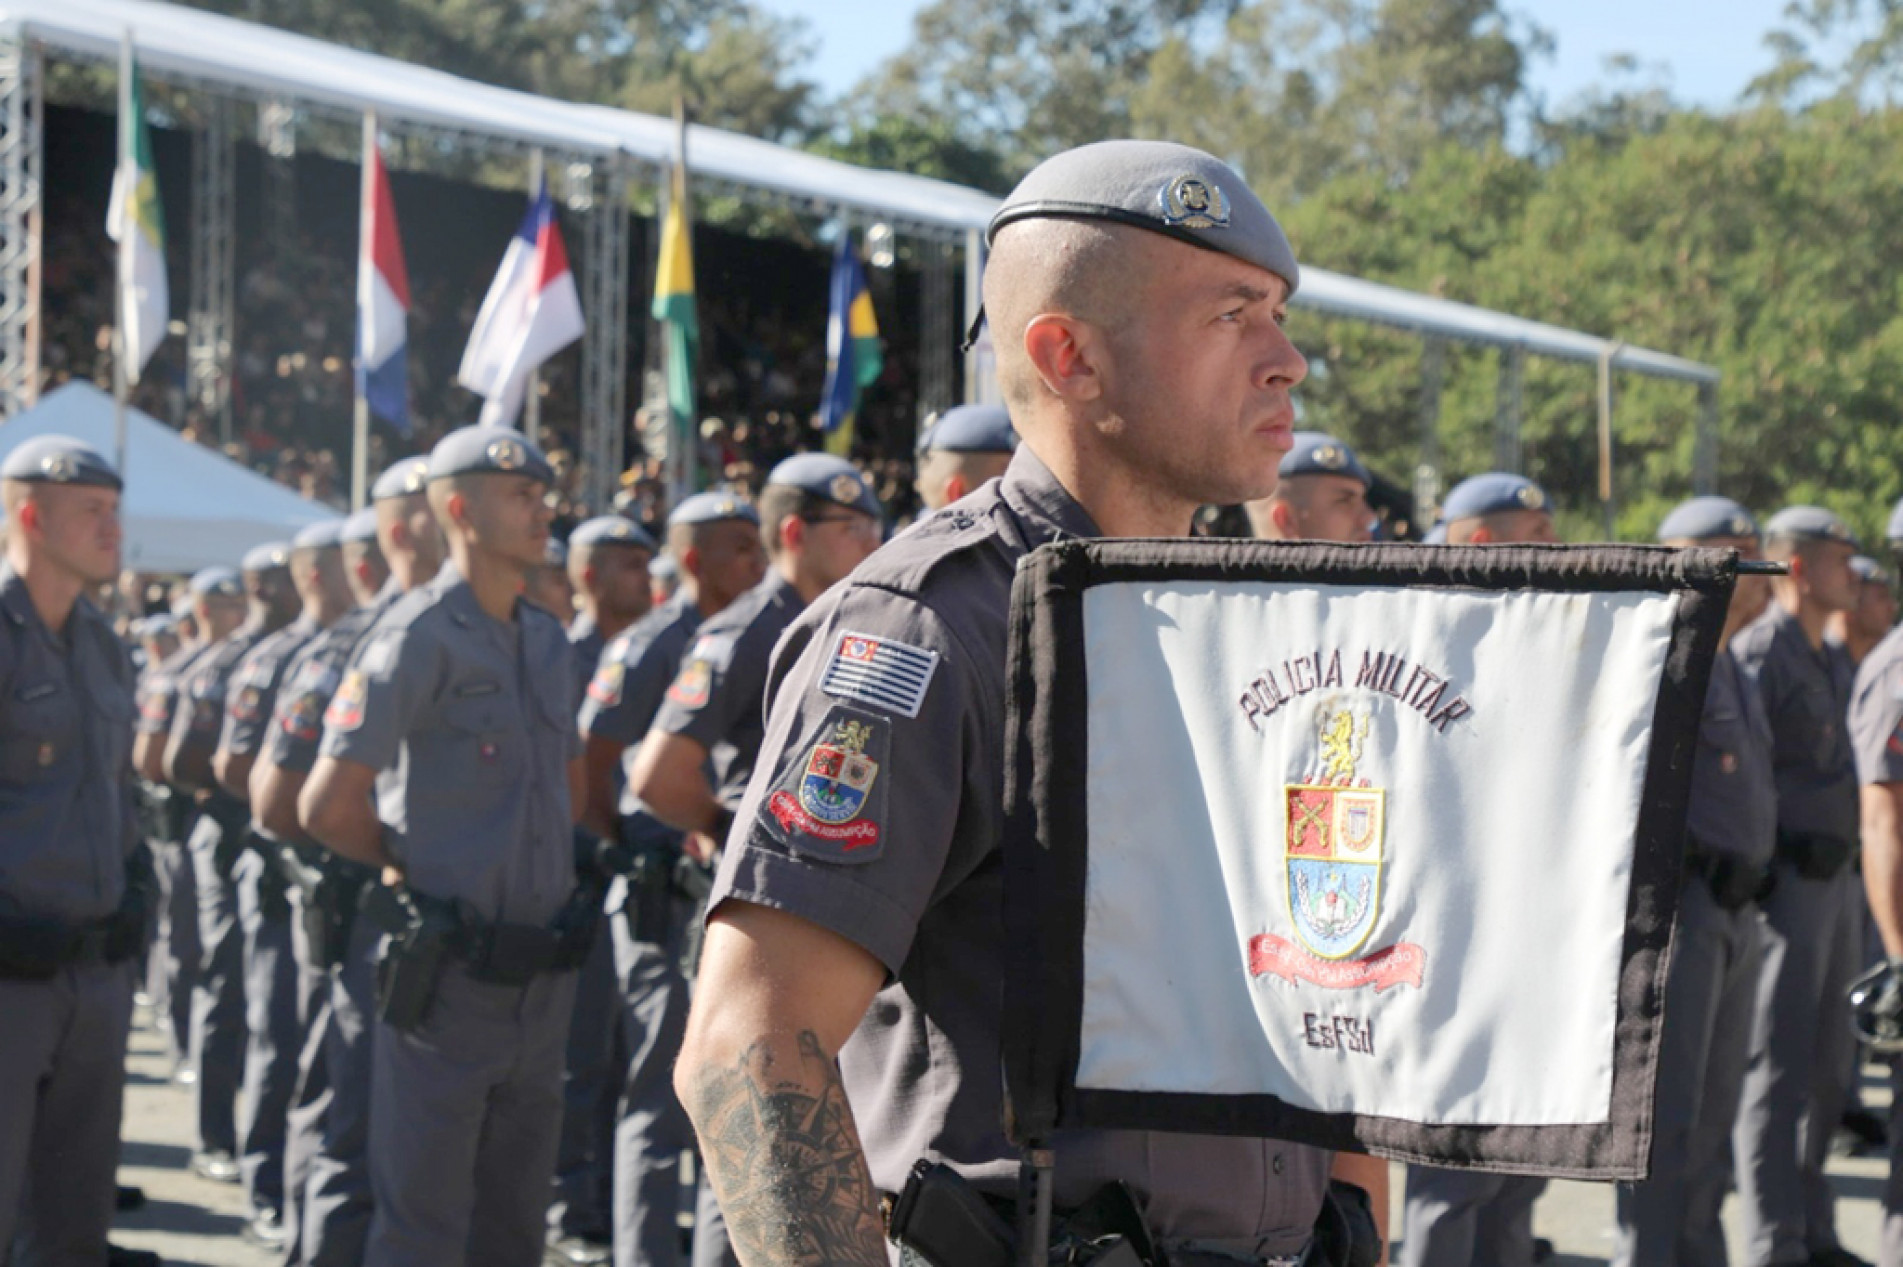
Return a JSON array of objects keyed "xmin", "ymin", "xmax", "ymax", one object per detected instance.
[
  {"xmin": 1683, "ymin": 843, "xmax": 1771, "ymax": 911},
  {"xmin": 1774, "ymin": 829, "xmax": 1856, "ymax": 881},
  {"xmin": 0, "ymin": 908, "xmax": 144, "ymax": 980}
]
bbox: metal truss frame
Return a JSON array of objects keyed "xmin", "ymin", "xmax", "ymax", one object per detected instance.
[
  {"xmin": 0, "ymin": 37, "xmax": 41, "ymax": 420},
  {"xmin": 187, "ymin": 95, "xmax": 234, "ymax": 442}
]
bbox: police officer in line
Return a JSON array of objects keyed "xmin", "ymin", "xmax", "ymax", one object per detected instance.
[
  {"xmin": 576, "ymin": 491, "xmax": 766, "ymax": 1267},
  {"xmin": 649, "ymin": 555, "xmax": 681, "ymax": 608},
  {"xmin": 530, "ymin": 536, "xmax": 580, "ymax": 624},
  {"xmin": 1611, "ymin": 497, "xmax": 1778, "ymax": 1265},
  {"xmin": 1846, "ymin": 496, "xmax": 1903, "ymax": 1267},
  {"xmin": 0, "ymin": 437, "xmax": 156, "ymax": 1265},
  {"xmin": 1730, "ymin": 506, "xmax": 1867, "ymax": 1267},
  {"xmin": 300, "ymin": 426, "xmax": 586, "ymax": 1267},
  {"xmin": 914, "ymin": 403, "xmax": 1017, "ymax": 513},
  {"xmin": 548, "ymin": 513, "xmax": 658, "ymax": 1265},
  {"xmin": 253, "ymin": 459, "xmax": 442, "ymax": 1267},
  {"xmin": 135, "ymin": 613, "xmax": 181, "ymax": 672},
  {"xmin": 671, "ymin": 140, "xmax": 1369, "ymax": 1267},
  {"xmin": 1243, "ymin": 431, "xmax": 1376, "ymax": 543},
  {"xmin": 166, "ymin": 541, "xmax": 298, "ymax": 1185},
  {"xmin": 135, "ymin": 579, "xmax": 232, "ymax": 1081},
  {"xmin": 213, "ymin": 518, "xmax": 353, "ymax": 1247},
  {"xmin": 1834, "ymin": 556, "xmax": 1898, "ymax": 668},
  {"xmin": 1400, "ymin": 470, "xmax": 1562, "ymax": 1267}
]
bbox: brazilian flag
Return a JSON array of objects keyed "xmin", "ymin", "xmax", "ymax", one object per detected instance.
[{"xmin": 819, "ymin": 233, "xmax": 882, "ymax": 457}]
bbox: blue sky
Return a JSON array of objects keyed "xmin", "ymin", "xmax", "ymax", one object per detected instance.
[{"xmin": 760, "ymin": 0, "xmax": 1803, "ymax": 112}]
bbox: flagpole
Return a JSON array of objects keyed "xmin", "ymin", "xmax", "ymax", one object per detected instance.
[
  {"xmin": 352, "ymin": 111, "xmax": 374, "ymax": 511},
  {"xmin": 524, "ymin": 148, "xmax": 544, "ymax": 444},
  {"xmin": 112, "ymin": 30, "xmax": 132, "ymax": 480}
]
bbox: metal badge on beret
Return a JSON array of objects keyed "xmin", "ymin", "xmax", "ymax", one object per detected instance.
[
  {"xmin": 40, "ymin": 453, "xmax": 77, "ymax": 482},
  {"xmin": 1517, "ymin": 486, "xmax": 1546, "ymax": 510},
  {"xmin": 1313, "ymin": 445, "xmax": 1345, "ymax": 470},
  {"xmin": 1160, "ymin": 174, "xmax": 1231, "ymax": 229},
  {"xmin": 1731, "ymin": 515, "xmax": 1752, "ymax": 536},
  {"xmin": 488, "ymin": 438, "xmax": 525, "ymax": 471},
  {"xmin": 831, "ymin": 473, "xmax": 863, "ymax": 505}
]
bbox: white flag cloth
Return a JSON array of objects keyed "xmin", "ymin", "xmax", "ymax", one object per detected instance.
[
  {"xmin": 459, "ymin": 183, "xmax": 584, "ymax": 426},
  {"xmin": 1001, "ymin": 540, "xmax": 1731, "ymax": 1178}
]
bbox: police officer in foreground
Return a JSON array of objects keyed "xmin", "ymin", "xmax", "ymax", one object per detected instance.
[
  {"xmin": 672, "ymin": 140, "xmax": 1367, "ymax": 1266},
  {"xmin": 1846, "ymin": 496, "xmax": 1903, "ymax": 1267},
  {"xmin": 254, "ymin": 459, "xmax": 441, "ymax": 1267},
  {"xmin": 0, "ymin": 437, "xmax": 154, "ymax": 1263},
  {"xmin": 300, "ymin": 426, "xmax": 587, "ymax": 1266},
  {"xmin": 577, "ymin": 491, "xmax": 766, "ymax": 1267},
  {"xmin": 1245, "ymin": 431, "xmax": 1376, "ymax": 543},
  {"xmin": 1400, "ymin": 471, "xmax": 1561, "ymax": 1267},
  {"xmin": 549, "ymin": 513, "xmax": 659, "ymax": 1265},
  {"xmin": 914, "ymin": 403, "xmax": 1017, "ymax": 513},
  {"xmin": 216, "ymin": 518, "xmax": 352, "ymax": 1246},
  {"xmin": 1611, "ymin": 497, "xmax": 1776, "ymax": 1265},
  {"xmin": 1731, "ymin": 506, "xmax": 1868, "ymax": 1267}
]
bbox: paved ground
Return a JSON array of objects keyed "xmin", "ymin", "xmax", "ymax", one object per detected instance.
[{"xmin": 108, "ymin": 1001, "xmax": 1892, "ymax": 1265}]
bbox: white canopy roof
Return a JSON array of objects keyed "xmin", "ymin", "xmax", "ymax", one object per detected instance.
[
  {"xmin": 0, "ymin": 0, "xmax": 1718, "ymax": 383},
  {"xmin": 0, "ymin": 382, "xmax": 339, "ymax": 573}
]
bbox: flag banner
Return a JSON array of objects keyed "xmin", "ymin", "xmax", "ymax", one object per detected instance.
[
  {"xmin": 463, "ymin": 182, "xmax": 585, "ymax": 426},
  {"xmin": 652, "ymin": 181, "xmax": 698, "ymax": 439},
  {"xmin": 357, "ymin": 137, "xmax": 410, "ymax": 431},
  {"xmin": 459, "ymin": 195, "xmax": 539, "ymax": 396},
  {"xmin": 106, "ymin": 53, "xmax": 167, "ymax": 382},
  {"xmin": 819, "ymin": 233, "xmax": 881, "ymax": 456},
  {"xmin": 1000, "ymin": 540, "xmax": 1734, "ymax": 1179}
]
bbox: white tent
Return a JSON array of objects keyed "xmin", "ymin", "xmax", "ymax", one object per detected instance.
[{"xmin": 1, "ymin": 381, "xmax": 339, "ymax": 573}]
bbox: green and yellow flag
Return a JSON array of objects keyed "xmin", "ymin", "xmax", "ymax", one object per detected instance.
[
  {"xmin": 651, "ymin": 164, "xmax": 698, "ymax": 463},
  {"xmin": 819, "ymin": 233, "xmax": 882, "ymax": 457},
  {"xmin": 106, "ymin": 51, "xmax": 167, "ymax": 383}
]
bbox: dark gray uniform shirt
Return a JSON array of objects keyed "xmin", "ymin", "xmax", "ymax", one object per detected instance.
[
  {"xmin": 220, "ymin": 615, "xmax": 319, "ymax": 760},
  {"xmin": 264, "ymin": 584, "xmax": 400, "ymax": 777},
  {"xmin": 169, "ymin": 620, "xmax": 276, "ymax": 770},
  {"xmin": 1850, "ymin": 623, "xmax": 1903, "ymax": 787},
  {"xmin": 568, "ymin": 612, "xmax": 606, "ymax": 707},
  {"xmin": 579, "ymin": 594, "xmax": 701, "ymax": 819},
  {"xmin": 318, "ymin": 567, "xmax": 580, "ymax": 927},
  {"xmin": 137, "ymin": 642, "xmax": 204, "ymax": 739},
  {"xmin": 652, "ymin": 571, "xmax": 803, "ymax": 812},
  {"xmin": 709, "ymin": 448, "xmax": 1330, "ymax": 1249},
  {"xmin": 1687, "ymin": 647, "xmax": 1778, "ymax": 864},
  {"xmin": 0, "ymin": 570, "xmax": 137, "ymax": 924},
  {"xmin": 1731, "ymin": 603, "xmax": 1860, "ymax": 842}
]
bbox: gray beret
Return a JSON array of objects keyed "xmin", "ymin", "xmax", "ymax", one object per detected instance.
[
  {"xmin": 570, "ymin": 515, "xmax": 658, "ymax": 553},
  {"xmin": 1, "ymin": 435, "xmax": 122, "ymax": 490},
  {"xmin": 292, "ymin": 520, "xmax": 344, "ymax": 552},
  {"xmin": 1887, "ymin": 496, "xmax": 1903, "ymax": 543},
  {"xmin": 340, "ymin": 507, "xmax": 380, "ymax": 545},
  {"xmin": 987, "ymin": 140, "xmax": 1299, "ymax": 295},
  {"xmin": 650, "ymin": 555, "xmax": 679, "ymax": 580},
  {"xmin": 1765, "ymin": 505, "xmax": 1858, "ymax": 548},
  {"xmin": 766, "ymin": 454, "xmax": 882, "ymax": 520},
  {"xmin": 242, "ymin": 542, "xmax": 292, "ymax": 574},
  {"xmin": 1279, "ymin": 431, "xmax": 1370, "ymax": 487},
  {"xmin": 371, "ymin": 456, "xmax": 431, "ymax": 501},
  {"xmin": 668, "ymin": 490, "xmax": 759, "ymax": 530},
  {"xmin": 918, "ymin": 405, "xmax": 1017, "ymax": 455},
  {"xmin": 1421, "ymin": 523, "xmax": 1448, "ymax": 545},
  {"xmin": 189, "ymin": 567, "xmax": 242, "ymax": 598},
  {"xmin": 1442, "ymin": 473, "xmax": 1550, "ymax": 521},
  {"xmin": 543, "ymin": 538, "xmax": 568, "ymax": 568},
  {"xmin": 426, "ymin": 427, "xmax": 554, "ymax": 485},
  {"xmin": 137, "ymin": 613, "xmax": 179, "ymax": 639},
  {"xmin": 1657, "ymin": 495, "xmax": 1759, "ymax": 543},
  {"xmin": 1852, "ymin": 555, "xmax": 1891, "ymax": 585}
]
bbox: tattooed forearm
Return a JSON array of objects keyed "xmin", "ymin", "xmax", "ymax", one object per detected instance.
[{"xmin": 686, "ymin": 1029, "xmax": 889, "ymax": 1266}]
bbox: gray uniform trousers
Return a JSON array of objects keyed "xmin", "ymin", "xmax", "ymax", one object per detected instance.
[
  {"xmin": 301, "ymin": 914, "xmax": 379, "ymax": 1267},
  {"xmin": 551, "ymin": 908, "xmax": 621, "ymax": 1245},
  {"xmin": 611, "ymin": 896, "xmax": 694, "ymax": 1267},
  {"xmin": 189, "ymin": 812, "xmax": 246, "ymax": 1156},
  {"xmin": 364, "ymin": 961, "xmax": 577, "ymax": 1267},
  {"xmin": 0, "ymin": 961, "xmax": 134, "ymax": 1264},
  {"xmin": 236, "ymin": 851, "xmax": 300, "ymax": 1216},
  {"xmin": 148, "ymin": 832, "xmax": 199, "ymax": 1063},
  {"xmin": 1734, "ymin": 863, "xmax": 1862, "ymax": 1264},
  {"xmin": 1614, "ymin": 879, "xmax": 1764, "ymax": 1267},
  {"xmin": 1883, "ymin": 1059, "xmax": 1903, "ymax": 1267},
  {"xmin": 279, "ymin": 886, "xmax": 333, "ymax": 1266},
  {"xmin": 1399, "ymin": 1169, "xmax": 1544, "ymax": 1267}
]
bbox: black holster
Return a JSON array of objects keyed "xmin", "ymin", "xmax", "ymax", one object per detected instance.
[
  {"xmin": 1685, "ymin": 845, "xmax": 1770, "ymax": 912},
  {"xmin": 1776, "ymin": 829, "xmax": 1856, "ymax": 881},
  {"xmin": 199, "ymin": 793, "xmax": 251, "ymax": 878},
  {"xmin": 278, "ymin": 844, "xmax": 372, "ymax": 972},
  {"xmin": 886, "ymin": 1161, "xmax": 1016, "ymax": 1267},
  {"xmin": 363, "ymin": 885, "xmax": 455, "ymax": 1033}
]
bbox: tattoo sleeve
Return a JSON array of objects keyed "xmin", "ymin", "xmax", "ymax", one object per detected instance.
[{"xmin": 687, "ymin": 1029, "xmax": 890, "ymax": 1266}]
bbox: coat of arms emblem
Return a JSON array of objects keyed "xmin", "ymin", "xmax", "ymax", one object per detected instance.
[
  {"xmin": 798, "ymin": 719, "xmax": 879, "ymax": 826},
  {"xmin": 1284, "ymin": 710, "xmax": 1386, "ymax": 960}
]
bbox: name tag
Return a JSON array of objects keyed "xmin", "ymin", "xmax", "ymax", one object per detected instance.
[
  {"xmin": 454, "ymin": 680, "xmax": 501, "ymax": 698},
  {"xmin": 15, "ymin": 681, "xmax": 55, "ymax": 703}
]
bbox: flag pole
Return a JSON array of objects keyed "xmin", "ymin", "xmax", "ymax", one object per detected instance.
[
  {"xmin": 673, "ymin": 97, "xmax": 696, "ymax": 494},
  {"xmin": 524, "ymin": 147, "xmax": 544, "ymax": 444},
  {"xmin": 112, "ymin": 30, "xmax": 132, "ymax": 480},
  {"xmin": 352, "ymin": 111, "xmax": 374, "ymax": 511}
]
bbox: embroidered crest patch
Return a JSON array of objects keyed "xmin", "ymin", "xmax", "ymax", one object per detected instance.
[
  {"xmin": 231, "ymin": 685, "xmax": 265, "ymax": 725},
  {"xmin": 818, "ymin": 631, "xmax": 939, "ymax": 719},
  {"xmin": 325, "ymin": 671, "xmax": 367, "ymax": 732},
  {"xmin": 668, "ymin": 634, "xmax": 732, "ymax": 710},
  {"xmin": 764, "ymin": 707, "xmax": 890, "ymax": 863},
  {"xmin": 588, "ymin": 661, "xmax": 626, "ymax": 708}
]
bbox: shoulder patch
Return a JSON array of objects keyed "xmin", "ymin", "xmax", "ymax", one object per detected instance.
[
  {"xmin": 357, "ymin": 636, "xmax": 398, "ymax": 676},
  {"xmin": 588, "ymin": 660, "xmax": 626, "ymax": 708},
  {"xmin": 325, "ymin": 670, "xmax": 367, "ymax": 732},
  {"xmin": 667, "ymin": 633, "xmax": 734, "ymax": 710},
  {"xmin": 819, "ymin": 630, "xmax": 940, "ymax": 719},
  {"xmin": 763, "ymin": 706, "xmax": 890, "ymax": 863}
]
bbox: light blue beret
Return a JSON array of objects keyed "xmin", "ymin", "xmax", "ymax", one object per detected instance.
[
  {"xmin": 1442, "ymin": 473, "xmax": 1550, "ymax": 522},
  {"xmin": 570, "ymin": 515, "xmax": 658, "ymax": 553},
  {"xmin": 668, "ymin": 491, "xmax": 759, "ymax": 529},
  {"xmin": 426, "ymin": 427, "xmax": 553, "ymax": 485},
  {"xmin": 371, "ymin": 456, "xmax": 430, "ymax": 501},
  {"xmin": 918, "ymin": 405, "xmax": 1017, "ymax": 455},
  {"xmin": 1765, "ymin": 505, "xmax": 1858, "ymax": 548},
  {"xmin": 1657, "ymin": 496, "xmax": 1759, "ymax": 543},
  {"xmin": 241, "ymin": 542, "xmax": 291, "ymax": 574},
  {"xmin": 767, "ymin": 454, "xmax": 882, "ymax": 519},
  {"xmin": 0, "ymin": 435, "xmax": 121, "ymax": 489},
  {"xmin": 1280, "ymin": 432, "xmax": 1370, "ymax": 487}
]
